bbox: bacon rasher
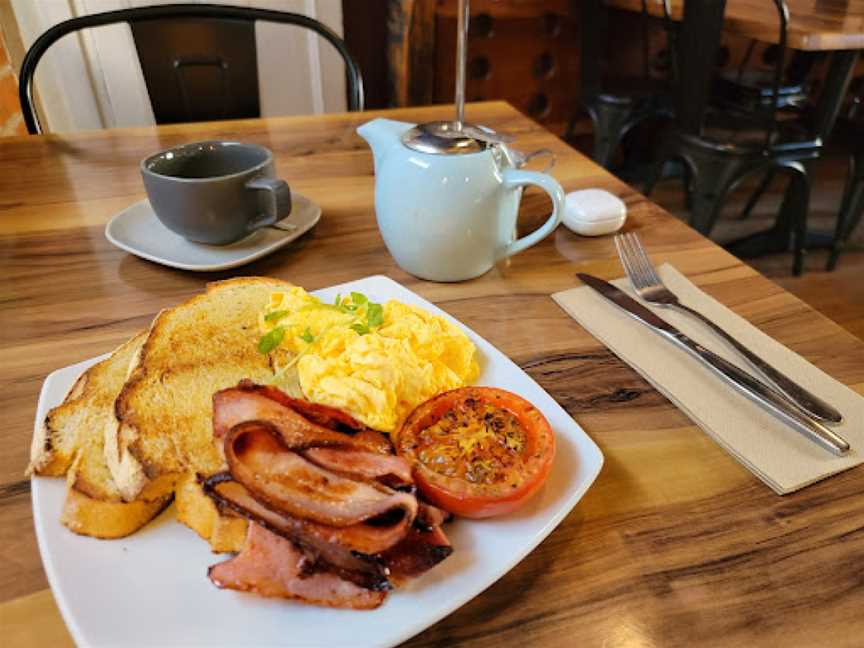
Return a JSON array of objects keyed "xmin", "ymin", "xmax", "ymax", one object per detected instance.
[{"xmin": 205, "ymin": 383, "xmax": 452, "ymax": 609}]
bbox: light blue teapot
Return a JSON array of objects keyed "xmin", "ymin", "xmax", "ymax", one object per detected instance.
[{"xmin": 357, "ymin": 118, "xmax": 565, "ymax": 282}]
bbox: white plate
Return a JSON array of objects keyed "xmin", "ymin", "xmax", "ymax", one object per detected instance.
[
  {"xmin": 32, "ymin": 275, "xmax": 603, "ymax": 648},
  {"xmin": 104, "ymin": 194, "xmax": 321, "ymax": 272}
]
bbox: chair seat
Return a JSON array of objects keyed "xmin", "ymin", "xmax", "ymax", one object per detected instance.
[
  {"xmin": 594, "ymin": 75, "xmax": 669, "ymax": 105},
  {"xmin": 698, "ymin": 109, "xmax": 820, "ymax": 156},
  {"xmin": 715, "ymin": 69, "xmax": 810, "ymax": 112}
]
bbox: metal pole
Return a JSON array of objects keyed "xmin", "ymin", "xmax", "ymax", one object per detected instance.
[{"xmin": 455, "ymin": 0, "xmax": 469, "ymax": 129}]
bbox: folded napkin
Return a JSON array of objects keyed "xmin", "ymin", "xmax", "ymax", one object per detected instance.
[{"xmin": 553, "ymin": 264, "xmax": 863, "ymax": 494}]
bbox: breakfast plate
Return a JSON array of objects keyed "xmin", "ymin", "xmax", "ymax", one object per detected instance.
[
  {"xmin": 32, "ymin": 275, "xmax": 603, "ymax": 648},
  {"xmin": 104, "ymin": 193, "xmax": 321, "ymax": 272}
]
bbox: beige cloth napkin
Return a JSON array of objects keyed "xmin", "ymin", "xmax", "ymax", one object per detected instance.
[{"xmin": 552, "ymin": 264, "xmax": 863, "ymax": 494}]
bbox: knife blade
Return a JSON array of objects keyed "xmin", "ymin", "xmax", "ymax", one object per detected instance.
[{"xmin": 576, "ymin": 273, "xmax": 850, "ymax": 456}]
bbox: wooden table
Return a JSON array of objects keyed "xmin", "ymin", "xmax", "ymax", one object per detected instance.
[
  {"xmin": 610, "ymin": 0, "xmax": 864, "ymax": 50},
  {"xmin": 2, "ymin": 102, "xmax": 864, "ymax": 647}
]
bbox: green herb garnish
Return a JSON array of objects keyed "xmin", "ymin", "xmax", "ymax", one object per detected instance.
[
  {"xmin": 264, "ymin": 309, "xmax": 289, "ymax": 323},
  {"xmin": 366, "ymin": 302, "xmax": 384, "ymax": 328},
  {"xmin": 258, "ymin": 326, "xmax": 285, "ymax": 353},
  {"xmin": 350, "ymin": 322, "xmax": 370, "ymax": 336},
  {"xmin": 300, "ymin": 326, "xmax": 315, "ymax": 343},
  {"xmin": 261, "ymin": 291, "xmax": 384, "ymax": 352}
]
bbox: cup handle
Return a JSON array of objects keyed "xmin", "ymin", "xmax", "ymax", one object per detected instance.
[
  {"xmin": 498, "ymin": 168, "xmax": 565, "ymax": 261},
  {"xmin": 245, "ymin": 177, "xmax": 292, "ymax": 232}
]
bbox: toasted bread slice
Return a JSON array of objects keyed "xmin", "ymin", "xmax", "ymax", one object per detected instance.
[
  {"xmin": 175, "ymin": 473, "xmax": 247, "ymax": 553},
  {"xmin": 30, "ymin": 333, "xmax": 173, "ymax": 538},
  {"xmin": 29, "ymin": 334, "xmax": 144, "ymax": 478},
  {"xmin": 108, "ymin": 277, "xmax": 293, "ymax": 501},
  {"xmin": 61, "ymin": 473, "xmax": 172, "ymax": 539}
]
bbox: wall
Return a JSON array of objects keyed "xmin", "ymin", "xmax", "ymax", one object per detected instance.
[{"xmin": 0, "ymin": 0, "xmax": 25, "ymax": 136}]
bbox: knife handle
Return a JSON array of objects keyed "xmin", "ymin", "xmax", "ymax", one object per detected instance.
[
  {"xmin": 665, "ymin": 332, "xmax": 850, "ymax": 455},
  {"xmin": 676, "ymin": 303, "xmax": 843, "ymax": 424}
]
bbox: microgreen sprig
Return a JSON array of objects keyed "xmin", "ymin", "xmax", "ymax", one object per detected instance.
[
  {"xmin": 257, "ymin": 291, "xmax": 385, "ymax": 359},
  {"xmin": 257, "ymin": 326, "xmax": 285, "ymax": 353},
  {"xmin": 300, "ymin": 326, "xmax": 315, "ymax": 344}
]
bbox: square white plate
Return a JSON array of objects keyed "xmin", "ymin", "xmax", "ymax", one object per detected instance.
[
  {"xmin": 104, "ymin": 193, "xmax": 321, "ymax": 272},
  {"xmin": 32, "ymin": 275, "xmax": 603, "ymax": 648}
]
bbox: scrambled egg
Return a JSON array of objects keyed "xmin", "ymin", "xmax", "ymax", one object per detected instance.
[{"xmin": 259, "ymin": 287, "xmax": 479, "ymax": 433}]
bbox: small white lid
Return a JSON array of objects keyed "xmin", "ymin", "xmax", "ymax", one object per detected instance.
[
  {"xmin": 564, "ymin": 189, "xmax": 627, "ymax": 225},
  {"xmin": 561, "ymin": 189, "xmax": 627, "ymax": 237}
]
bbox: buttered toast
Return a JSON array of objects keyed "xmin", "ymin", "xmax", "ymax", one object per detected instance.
[
  {"xmin": 29, "ymin": 333, "xmax": 172, "ymax": 538},
  {"xmin": 107, "ymin": 277, "xmax": 294, "ymax": 502}
]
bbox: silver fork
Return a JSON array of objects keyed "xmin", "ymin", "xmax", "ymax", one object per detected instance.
[{"xmin": 614, "ymin": 232, "xmax": 843, "ymax": 424}]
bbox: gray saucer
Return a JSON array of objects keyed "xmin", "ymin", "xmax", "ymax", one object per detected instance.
[{"xmin": 105, "ymin": 193, "xmax": 321, "ymax": 271}]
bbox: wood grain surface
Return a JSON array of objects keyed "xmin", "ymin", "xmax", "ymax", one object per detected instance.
[
  {"xmin": 1, "ymin": 102, "xmax": 863, "ymax": 647},
  {"xmin": 610, "ymin": 0, "xmax": 864, "ymax": 51}
]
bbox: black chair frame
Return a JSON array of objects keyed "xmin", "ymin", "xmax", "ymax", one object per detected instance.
[
  {"xmin": 828, "ymin": 148, "xmax": 864, "ymax": 270},
  {"xmin": 644, "ymin": 0, "xmax": 821, "ymax": 275},
  {"xmin": 19, "ymin": 3, "xmax": 365, "ymax": 134},
  {"xmin": 571, "ymin": 0, "xmax": 676, "ymax": 169}
]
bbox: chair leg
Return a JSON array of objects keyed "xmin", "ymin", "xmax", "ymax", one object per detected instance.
[
  {"xmin": 827, "ymin": 152, "xmax": 864, "ymax": 271},
  {"xmin": 643, "ymin": 157, "xmax": 665, "ymax": 197},
  {"xmin": 775, "ymin": 161, "xmax": 811, "ymax": 276},
  {"xmin": 687, "ymin": 175, "xmax": 728, "ymax": 235},
  {"xmin": 738, "ymin": 167, "xmax": 777, "ymax": 220}
]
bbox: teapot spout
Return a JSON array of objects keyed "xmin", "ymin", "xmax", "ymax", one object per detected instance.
[{"xmin": 356, "ymin": 118, "xmax": 414, "ymax": 171}]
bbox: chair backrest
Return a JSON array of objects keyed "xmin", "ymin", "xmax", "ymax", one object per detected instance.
[
  {"xmin": 19, "ymin": 3, "xmax": 365, "ymax": 134},
  {"xmin": 580, "ymin": 0, "xmax": 675, "ymax": 99},
  {"xmin": 640, "ymin": 0, "xmax": 676, "ymax": 82},
  {"xmin": 674, "ymin": 0, "xmax": 788, "ymax": 148}
]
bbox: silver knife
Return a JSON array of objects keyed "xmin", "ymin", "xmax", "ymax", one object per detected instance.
[{"xmin": 577, "ymin": 273, "xmax": 850, "ymax": 456}]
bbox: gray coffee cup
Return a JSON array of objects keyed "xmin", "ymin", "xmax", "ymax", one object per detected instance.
[{"xmin": 141, "ymin": 141, "xmax": 291, "ymax": 245}]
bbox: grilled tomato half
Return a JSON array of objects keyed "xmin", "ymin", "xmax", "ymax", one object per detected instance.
[{"xmin": 396, "ymin": 387, "xmax": 555, "ymax": 518}]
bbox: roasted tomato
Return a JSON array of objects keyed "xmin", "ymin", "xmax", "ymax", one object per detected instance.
[{"xmin": 396, "ymin": 387, "xmax": 555, "ymax": 518}]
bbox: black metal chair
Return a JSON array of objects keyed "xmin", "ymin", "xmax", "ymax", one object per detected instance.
[
  {"xmin": 827, "ymin": 87, "xmax": 864, "ymax": 271},
  {"xmin": 18, "ymin": 3, "xmax": 365, "ymax": 134},
  {"xmin": 716, "ymin": 46, "xmax": 822, "ymax": 222},
  {"xmin": 827, "ymin": 149, "xmax": 864, "ymax": 270},
  {"xmin": 569, "ymin": 0, "xmax": 676, "ymax": 170},
  {"xmin": 644, "ymin": 0, "xmax": 820, "ymax": 275}
]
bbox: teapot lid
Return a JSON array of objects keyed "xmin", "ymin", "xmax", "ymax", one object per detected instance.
[{"xmin": 401, "ymin": 121, "xmax": 513, "ymax": 155}]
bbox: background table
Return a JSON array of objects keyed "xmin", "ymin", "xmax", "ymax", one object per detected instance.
[
  {"xmin": 2, "ymin": 102, "xmax": 864, "ymax": 646},
  {"xmin": 608, "ymin": 0, "xmax": 863, "ymax": 261},
  {"xmin": 610, "ymin": 0, "xmax": 864, "ymax": 50}
]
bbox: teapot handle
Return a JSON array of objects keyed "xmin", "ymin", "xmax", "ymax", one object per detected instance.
[{"xmin": 498, "ymin": 169, "xmax": 565, "ymax": 261}]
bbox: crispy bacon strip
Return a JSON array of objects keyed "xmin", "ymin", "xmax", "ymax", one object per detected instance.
[
  {"xmin": 207, "ymin": 382, "xmax": 453, "ymax": 603},
  {"xmin": 234, "ymin": 381, "xmax": 375, "ymax": 434},
  {"xmin": 302, "ymin": 447, "xmax": 413, "ymax": 488},
  {"xmin": 381, "ymin": 525, "xmax": 453, "ymax": 586},
  {"xmin": 204, "ymin": 475, "xmax": 408, "ymax": 586},
  {"xmin": 212, "ymin": 385, "xmax": 391, "ymax": 455},
  {"xmin": 209, "ymin": 523, "xmax": 386, "ymax": 610},
  {"xmin": 416, "ymin": 502, "xmax": 453, "ymax": 531},
  {"xmin": 224, "ymin": 422, "xmax": 418, "ymax": 529}
]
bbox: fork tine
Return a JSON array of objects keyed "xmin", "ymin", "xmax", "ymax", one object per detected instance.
[
  {"xmin": 613, "ymin": 234, "xmax": 628, "ymax": 275},
  {"xmin": 614, "ymin": 234, "xmax": 640, "ymax": 288},
  {"xmin": 625, "ymin": 233, "xmax": 649, "ymax": 289},
  {"xmin": 618, "ymin": 233, "xmax": 642, "ymax": 288},
  {"xmin": 631, "ymin": 234, "xmax": 662, "ymax": 285},
  {"xmin": 623, "ymin": 233, "xmax": 650, "ymax": 289}
]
